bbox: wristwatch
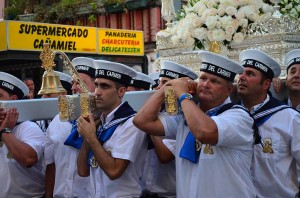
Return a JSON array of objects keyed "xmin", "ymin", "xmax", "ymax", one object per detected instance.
[
  {"xmin": 0, "ymin": 127, "xmax": 12, "ymax": 141},
  {"xmin": 179, "ymin": 93, "xmax": 193, "ymax": 105}
]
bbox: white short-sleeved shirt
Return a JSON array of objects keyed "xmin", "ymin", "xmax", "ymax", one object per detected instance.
[
  {"xmin": 45, "ymin": 114, "xmax": 90, "ymax": 198},
  {"xmin": 251, "ymin": 107, "xmax": 300, "ymax": 197},
  {"xmin": 0, "ymin": 121, "xmax": 45, "ymax": 198},
  {"xmin": 162, "ymin": 139, "xmax": 176, "ymax": 155},
  {"xmin": 160, "ymin": 99, "xmax": 256, "ymax": 198},
  {"xmin": 88, "ymin": 103, "xmax": 147, "ymax": 198},
  {"xmin": 141, "ymin": 147, "xmax": 176, "ymax": 198},
  {"xmin": 288, "ymin": 98, "xmax": 300, "ymax": 187}
]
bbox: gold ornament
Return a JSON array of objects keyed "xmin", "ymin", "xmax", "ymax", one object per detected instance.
[
  {"xmin": 40, "ymin": 43, "xmax": 56, "ymax": 73},
  {"xmin": 38, "ymin": 43, "xmax": 66, "ymax": 95},
  {"xmin": 262, "ymin": 138, "xmax": 274, "ymax": 154},
  {"xmin": 164, "ymin": 86, "xmax": 178, "ymax": 115},
  {"xmin": 195, "ymin": 140, "xmax": 202, "ymax": 152},
  {"xmin": 209, "ymin": 41, "xmax": 221, "ymax": 54},
  {"xmin": 90, "ymin": 156, "xmax": 98, "ymax": 168},
  {"xmin": 58, "ymin": 95, "xmax": 68, "ymax": 121},
  {"xmin": 203, "ymin": 144, "xmax": 214, "ymax": 154},
  {"xmin": 80, "ymin": 93, "xmax": 90, "ymax": 117}
]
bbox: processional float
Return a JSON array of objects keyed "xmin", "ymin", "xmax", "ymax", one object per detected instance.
[
  {"xmin": 154, "ymin": 0, "xmax": 300, "ymax": 101},
  {"xmin": 0, "ymin": 43, "xmax": 154, "ymax": 122}
]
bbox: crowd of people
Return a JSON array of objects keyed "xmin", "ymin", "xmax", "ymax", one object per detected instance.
[{"xmin": 0, "ymin": 48, "xmax": 299, "ymax": 198}]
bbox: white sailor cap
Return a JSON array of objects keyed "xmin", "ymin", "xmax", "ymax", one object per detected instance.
[
  {"xmin": 0, "ymin": 72, "xmax": 29, "ymax": 99},
  {"xmin": 149, "ymin": 72, "xmax": 160, "ymax": 88},
  {"xmin": 160, "ymin": 60, "xmax": 198, "ymax": 80},
  {"xmin": 55, "ymin": 71, "xmax": 72, "ymax": 94},
  {"xmin": 284, "ymin": 49, "xmax": 300, "ymax": 72},
  {"xmin": 55, "ymin": 71, "xmax": 72, "ymax": 84},
  {"xmin": 94, "ymin": 60, "xmax": 137, "ymax": 85},
  {"xmin": 129, "ymin": 72, "xmax": 154, "ymax": 90},
  {"xmin": 72, "ymin": 57, "xmax": 96, "ymax": 78},
  {"xmin": 199, "ymin": 51, "xmax": 243, "ymax": 82},
  {"xmin": 239, "ymin": 49, "xmax": 281, "ymax": 79}
]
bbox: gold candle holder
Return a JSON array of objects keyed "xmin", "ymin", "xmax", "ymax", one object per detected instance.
[
  {"xmin": 164, "ymin": 86, "xmax": 178, "ymax": 115},
  {"xmin": 80, "ymin": 93, "xmax": 90, "ymax": 118},
  {"xmin": 80, "ymin": 93, "xmax": 96, "ymax": 119},
  {"xmin": 58, "ymin": 95, "xmax": 68, "ymax": 121}
]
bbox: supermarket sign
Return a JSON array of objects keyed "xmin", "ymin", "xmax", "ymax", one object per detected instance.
[
  {"xmin": 3, "ymin": 21, "xmax": 144, "ymax": 56},
  {"xmin": 98, "ymin": 29, "xmax": 144, "ymax": 56},
  {"xmin": 7, "ymin": 21, "xmax": 97, "ymax": 53}
]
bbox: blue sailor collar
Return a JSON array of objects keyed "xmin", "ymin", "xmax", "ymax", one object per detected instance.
[{"xmin": 205, "ymin": 97, "xmax": 232, "ymax": 116}]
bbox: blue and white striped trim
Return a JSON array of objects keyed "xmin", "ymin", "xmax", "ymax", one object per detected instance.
[
  {"xmin": 253, "ymin": 105, "xmax": 288, "ymax": 120},
  {"xmin": 100, "ymin": 114, "xmax": 136, "ymax": 131}
]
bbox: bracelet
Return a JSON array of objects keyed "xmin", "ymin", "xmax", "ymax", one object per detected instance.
[{"xmin": 179, "ymin": 93, "xmax": 193, "ymax": 105}]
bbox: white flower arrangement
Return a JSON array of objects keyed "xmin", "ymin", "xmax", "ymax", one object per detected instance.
[
  {"xmin": 280, "ymin": 0, "xmax": 300, "ymax": 19},
  {"xmin": 170, "ymin": 0, "xmax": 274, "ymax": 49}
]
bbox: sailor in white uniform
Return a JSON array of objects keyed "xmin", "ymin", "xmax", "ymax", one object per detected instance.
[
  {"xmin": 0, "ymin": 72, "xmax": 45, "ymax": 198},
  {"xmin": 141, "ymin": 61, "xmax": 198, "ymax": 198},
  {"xmin": 44, "ymin": 57, "xmax": 96, "ymax": 198},
  {"xmin": 133, "ymin": 51, "xmax": 256, "ymax": 197},
  {"xmin": 77, "ymin": 60, "xmax": 147, "ymax": 198},
  {"xmin": 238, "ymin": 49, "xmax": 300, "ymax": 197},
  {"xmin": 284, "ymin": 49, "xmax": 300, "ymax": 194}
]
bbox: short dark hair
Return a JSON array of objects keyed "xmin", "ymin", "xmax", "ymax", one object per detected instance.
[
  {"xmin": 5, "ymin": 90, "xmax": 27, "ymax": 100},
  {"xmin": 115, "ymin": 81, "xmax": 128, "ymax": 89},
  {"xmin": 7, "ymin": 91, "xmax": 13, "ymax": 97},
  {"xmin": 260, "ymin": 73, "xmax": 271, "ymax": 90}
]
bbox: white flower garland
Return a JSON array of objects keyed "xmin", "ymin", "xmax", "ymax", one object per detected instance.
[{"xmin": 170, "ymin": 0, "xmax": 274, "ymax": 49}]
